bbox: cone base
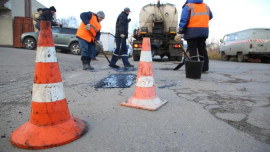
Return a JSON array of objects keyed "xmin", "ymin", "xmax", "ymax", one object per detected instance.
[
  {"xmin": 121, "ymin": 96, "xmax": 168, "ymax": 111},
  {"xmin": 10, "ymin": 116, "xmax": 88, "ymax": 149}
]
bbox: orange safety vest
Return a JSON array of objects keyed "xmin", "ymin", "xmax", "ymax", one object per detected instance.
[
  {"xmin": 76, "ymin": 13, "xmax": 101, "ymax": 42},
  {"xmin": 186, "ymin": 3, "xmax": 210, "ymax": 28}
]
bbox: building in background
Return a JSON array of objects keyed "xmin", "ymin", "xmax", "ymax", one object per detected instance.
[
  {"xmin": 100, "ymin": 32, "xmax": 115, "ymax": 52},
  {"xmin": 100, "ymin": 32, "xmax": 133, "ymax": 57},
  {"xmin": 0, "ymin": 0, "xmax": 45, "ymax": 46}
]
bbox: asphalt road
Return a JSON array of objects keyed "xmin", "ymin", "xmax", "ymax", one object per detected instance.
[{"xmin": 0, "ymin": 47, "xmax": 270, "ymax": 152}]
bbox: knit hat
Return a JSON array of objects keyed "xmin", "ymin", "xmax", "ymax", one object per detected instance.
[
  {"xmin": 49, "ymin": 6, "xmax": 56, "ymax": 12},
  {"xmin": 37, "ymin": 8, "xmax": 42, "ymax": 12},
  {"xmin": 97, "ymin": 11, "xmax": 105, "ymax": 19}
]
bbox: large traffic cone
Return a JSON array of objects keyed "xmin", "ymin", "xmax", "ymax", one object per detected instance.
[
  {"xmin": 121, "ymin": 37, "xmax": 167, "ymax": 111},
  {"xmin": 10, "ymin": 21, "xmax": 88, "ymax": 149}
]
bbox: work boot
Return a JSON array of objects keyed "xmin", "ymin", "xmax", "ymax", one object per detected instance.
[
  {"xmin": 82, "ymin": 63, "xmax": 95, "ymax": 71},
  {"xmin": 82, "ymin": 58, "xmax": 95, "ymax": 71},
  {"xmin": 82, "ymin": 63, "xmax": 90, "ymax": 70},
  {"xmin": 82, "ymin": 59, "xmax": 90, "ymax": 70},
  {"xmin": 88, "ymin": 65, "xmax": 95, "ymax": 71},
  {"xmin": 88, "ymin": 58, "xmax": 95, "ymax": 71},
  {"xmin": 124, "ymin": 64, "xmax": 134, "ymax": 68},
  {"xmin": 202, "ymin": 70, "xmax": 208, "ymax": 74},
  {"xmin": 109, "ymin": 64, "xmax": 120, "ymax": 68}
]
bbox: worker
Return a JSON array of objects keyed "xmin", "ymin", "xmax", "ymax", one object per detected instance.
[
  {"xmin": 32, "ymin": 8, "xmax": 43, "ymax": 32},
  {"xmin": 35, "ymin": 6, "xmax": 60, "ymax": 31},
  {"xmin": 76, "ymin": 11, "xmax": 105, "ymax": 71},
  {"xmin": 109, "ymin": 7, "xmax": 134, "ymax": 68},
  {"xmin": 175, "ymin": 0, "xmax": 213, "ymax": 73}
]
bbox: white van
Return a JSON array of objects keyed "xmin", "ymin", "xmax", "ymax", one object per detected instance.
[{"xmin": 220, "ymin": 28, "xmax": 270, "ymax": 62}]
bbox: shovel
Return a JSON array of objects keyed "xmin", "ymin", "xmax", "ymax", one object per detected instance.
[
  {"xmin": 173, "ymin": 45, "xmax": 190, "ymax": 70},
  {"xmin": 89, "ymin": 30, "xmax": 111, "ymax": 65}
]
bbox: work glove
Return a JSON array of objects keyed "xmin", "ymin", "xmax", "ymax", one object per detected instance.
[
  {"xmin": 128, "ymin": 18, "xmax": 131, "ymax": 22},
  {"xmin": 174, "ymin": 34, "xmax": 182, "ymax": 42},
  {"xmin": 120, "ymin": 34, "xmax": 125, "ymax": 38},
  {"xmin": 85, "ymin": 24, "xmax": 91, "ymax": 31}
]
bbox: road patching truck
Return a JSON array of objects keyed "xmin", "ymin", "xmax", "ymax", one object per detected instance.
[
  {"xmin": 132, "ymin": 1, "xmax": 183, "ymax": 61},
  {"xmin": 220, "ymin": 28, "xmax": 270, "ymax": 63}
]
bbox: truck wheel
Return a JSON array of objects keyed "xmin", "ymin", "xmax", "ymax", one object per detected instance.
[
  {"xmin": 70, "ymin": 42, "xmax": 80, "ymax": 55},
  {"xmin": 23, "ymin": 37, "xmax": 36, "ymax": 50},
  {"xmin": 237, "ymin": 53, "xmax": 244, "ymax": 62},
  {"xmin": 221, "ymin": 52, "xmax": 230, "ymax": 61},
  {"xmin": 261, "ymin": 57, "xmax": 270, "ymax": 63},
  {"xmin": 133, "ymin": 55, "xmax": 140, "ymax": 61}
]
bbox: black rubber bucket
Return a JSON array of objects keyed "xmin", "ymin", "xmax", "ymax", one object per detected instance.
[{"xmin": 185, "ymin": 56, "xmax": 204, "ymax": 79}]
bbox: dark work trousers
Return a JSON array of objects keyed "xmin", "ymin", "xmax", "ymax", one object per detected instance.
[
  {"xmin": 110, "ymin": 37, "xmax": 130, "ymax": 66},
  {"xmin": 187, "ymin": 38, "xmax": 209, "ymax": 71},
  {"xmin": 77, "ymin": 37, "xmax": 96, "ymax": 59}
]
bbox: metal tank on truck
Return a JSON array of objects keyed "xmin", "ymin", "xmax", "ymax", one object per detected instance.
[{"xmin": 132, "ymin": 0, "xmax": 183, "ymax": 61}]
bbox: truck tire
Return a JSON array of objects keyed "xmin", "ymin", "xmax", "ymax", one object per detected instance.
[
  {"xmin": 133, "ymin": 55, "xmax": 140, "ymax": 61},
  {"xmin": 221, "ymin": 52, "xmax": 230, "ymax": 61},
  {"xmin": 237, "ymin": 52, "xmax": 244, "ymax": 62},
  {"xmin": 70, "ymin": 42, "xmax": 81, "ymax": 55},
  {"xmin": 23, "ymin": 37, "xmax": 36, "ymax": 50},
  {"xmin": 261, "ymin": 57, "xmax": 270, "ymax": 63}
]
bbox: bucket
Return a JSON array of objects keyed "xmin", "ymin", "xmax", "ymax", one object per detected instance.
[{"xmin": 185, "ymin": 56, "xmax": 204, "ymax": 79}]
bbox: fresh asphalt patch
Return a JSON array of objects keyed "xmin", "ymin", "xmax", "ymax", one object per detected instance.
[{"xmin": 95, "ymin": 74, "xmax": 137, "ymax": 88}]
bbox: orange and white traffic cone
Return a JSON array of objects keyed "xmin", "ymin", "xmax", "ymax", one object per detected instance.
[
  {"xmin": 10, "ymin": 21, "xmax": 88, "ymax": 149},
  {"xmin": 121, "ymin": 37, "xmax": 167, "ymax": 111}
]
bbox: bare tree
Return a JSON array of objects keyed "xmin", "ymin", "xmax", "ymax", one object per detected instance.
[{"xmin": 58, "ymin": 16, "xmax": 79, "ymax": 28}]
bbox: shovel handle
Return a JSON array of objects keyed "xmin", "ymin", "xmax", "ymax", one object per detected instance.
[
  {"xmin": 89, "ymin": 30, "xmax": 111, "ymax": 64},
  {"xmin": 180, "ymin": 45, "xmax": 190, "ymax": 61}
]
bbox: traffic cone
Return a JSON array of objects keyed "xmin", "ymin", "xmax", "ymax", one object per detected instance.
[
  {"xmin": 10, "ymin": 21, "xmax": 88, "ymax": 149},
  {"xmin": 120, "ymin": 37, "xmax": 167, "ymax": 111}
]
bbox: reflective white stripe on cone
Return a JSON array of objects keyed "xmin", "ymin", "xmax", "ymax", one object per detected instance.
[{"xmin": 121, "ymin": 37, "xmax": 167, "ymax": 111}]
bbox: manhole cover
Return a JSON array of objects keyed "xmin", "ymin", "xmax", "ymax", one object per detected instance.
[{"xmin": 95, "ymin": 74, "xmax": 137, "ymax": 88}]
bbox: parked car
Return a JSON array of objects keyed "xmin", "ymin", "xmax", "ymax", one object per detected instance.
[
  {"xmin": 20, "ymin": 26, "xmax": 101, "ymax": 56},
  {"xmin": 220, "ymin": 28, "xmax": 270, "ymax": 62}
]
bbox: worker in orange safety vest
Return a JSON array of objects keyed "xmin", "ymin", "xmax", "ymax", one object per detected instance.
[
  {"xmin": 175, "ymin": 0, "xmax": 213, "ymax": 73},
  {"xmin": 76, "ymin": 11, "xmax": 105, "ymax": 71}
]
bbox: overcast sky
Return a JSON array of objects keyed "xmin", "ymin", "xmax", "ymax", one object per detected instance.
[{"xmin": 36, "ymin": 0, "xmax": 270, "ymax": 42}]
